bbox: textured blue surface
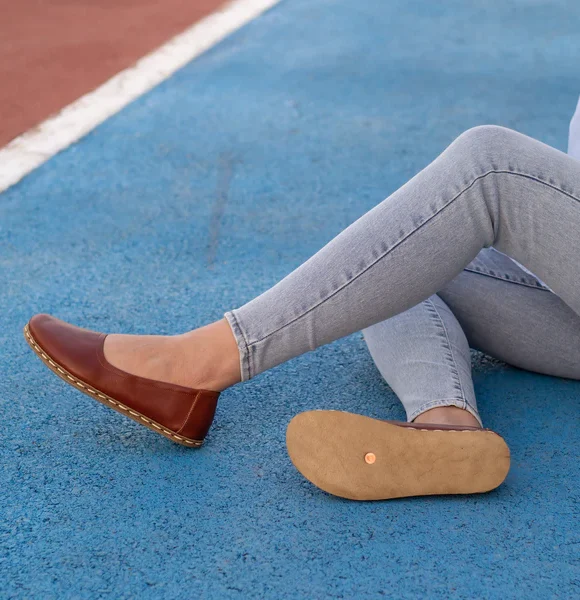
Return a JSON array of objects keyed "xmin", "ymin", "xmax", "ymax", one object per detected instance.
[{"xmin": 1, "ymin": 0, "xmax": 579, "ymax": 598}]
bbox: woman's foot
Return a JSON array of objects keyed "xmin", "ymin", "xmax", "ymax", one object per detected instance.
[
  {"xmin": 25, "ymin": 314, "xmax": 228, "ymax": 446},
  {"xmin": 103, "ymin": 318, "xmax": 242, "ymax": 392},
  {"xmin": 286, "ymin": 410, "xmax": 509, "ymax": 501},
  {"xmin": 412, "ymin": 405, "xmax": 482, "ymax": 428}
]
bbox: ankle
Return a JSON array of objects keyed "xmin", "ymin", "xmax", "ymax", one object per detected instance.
[
  {"xmin": 179, "ymin": 319, "xmax": 242, "ymax": 391},
  {"xmin": 412, "ymin": 406, "xmax": 482, "ymax": 428}
]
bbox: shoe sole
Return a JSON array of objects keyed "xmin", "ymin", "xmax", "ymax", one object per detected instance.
[
  {"xmin": 286, "ymin": 410, "xmax": 510, "ymax": 500},
  {"xmin": 24, "ymin": 324, "xmax": 203, "ymax": 448}
]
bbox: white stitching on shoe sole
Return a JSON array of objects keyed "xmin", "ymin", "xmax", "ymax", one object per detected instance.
[{"xmin": 24, "ymin": 325, "xmax": 202, "ymax": 447}]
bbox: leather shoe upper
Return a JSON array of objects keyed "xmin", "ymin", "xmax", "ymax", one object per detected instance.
[{"xmin": 28, "ymin": 314, "xmax": 220, "ymax": 442}]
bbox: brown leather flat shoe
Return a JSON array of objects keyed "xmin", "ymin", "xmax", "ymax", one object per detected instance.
[
  {"xmin": 286, "ymin": 410, "xmax": 510, "ymax": 500},
  {"xmin": 24, "ymin": 314, "xmax": 220, "ymax": 447}
]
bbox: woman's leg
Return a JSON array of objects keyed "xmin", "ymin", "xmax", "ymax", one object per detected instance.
[
  {"xmin": 362, "ymin": 295, "xmax": 482, "ymax": 427},
  {"xmin": 104, "ymin": 125, "xmax": 580, "ymax": 391},
  {"xmin": 223, "ymin": 125, "xmax": 580, "ymax": 381},
  {"xmin": 362, "ymin": 246, "xmax": 580, "ymax": 431},
  {"xmin": 283, "ymin": 248, "xmax": 579, "ymax": 500},
  {"xmin": 439, "ymin": 247, "xmax": 580, "ymax": 379}
]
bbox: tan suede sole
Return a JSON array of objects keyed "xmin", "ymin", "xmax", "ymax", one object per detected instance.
[
  {"xmin": 24, "ymin": 324, "xmax": 203, "ymax": 448},
  {"xmin": 286, "ymin": 410, "xmax": 510, "ymax": 500}
]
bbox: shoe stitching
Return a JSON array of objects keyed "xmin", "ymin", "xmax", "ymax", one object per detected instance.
[
  {"xmin": 176, "ymin": 390, "xmax": 202, "ymax": 435},
  {"xmin": 24, "ymin": 326, "xmax": 203, "ymax": 447},
  {"xmin": 320, "ymin": 409, "xmax": 499, "ymax": 435}
]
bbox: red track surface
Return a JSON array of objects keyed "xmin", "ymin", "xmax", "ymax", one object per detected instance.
[{"xmin": 0, "ymin": 0, "xmax": 228, "ymax": 147}]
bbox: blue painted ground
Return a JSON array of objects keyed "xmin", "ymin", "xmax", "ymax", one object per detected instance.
[{"xmin": 1, "ymin": 0, "xmax": 579, "ymax": 598}]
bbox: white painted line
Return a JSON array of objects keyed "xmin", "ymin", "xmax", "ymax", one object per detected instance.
[{"xmin": 0, "ymin": 0, "xmax": 282, "ymax": 193}]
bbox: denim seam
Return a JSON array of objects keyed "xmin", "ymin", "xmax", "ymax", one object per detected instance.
[
  {"xmin": 425, "ymin": 298, "xmax": 466, "ymax": 407},
  {"xmin": 224, "ymin": 310, "xmax": 252, "ymax": 381},
  {"xmin": 463, "ymin": 267, "xmax": 553, "ymax": 291},
  {"xmin": 249, "ymin": 169, "xmax": 580, "ymax": 348},
  {"xmin": 409, "ymin": 398, "xmax": 466, "ymax": 413},
  {"xmin": 408, "ymin": 398, "xmax": 482, "ymax": 427}
]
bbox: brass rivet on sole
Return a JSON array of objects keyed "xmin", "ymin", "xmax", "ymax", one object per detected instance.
[{"xmin": 364, "ymin": 452, "xmax": 376, "ymax": 465}]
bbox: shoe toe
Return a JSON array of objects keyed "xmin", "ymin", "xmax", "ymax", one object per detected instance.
[{"xmin": 27, "ymin": 314, "xmax": 104, "ymax": 377}]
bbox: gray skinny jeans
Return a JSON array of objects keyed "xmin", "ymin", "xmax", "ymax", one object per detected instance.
[{"xmin": 224, "ymin": 125, "xmax": 580, "ymax": 425}]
